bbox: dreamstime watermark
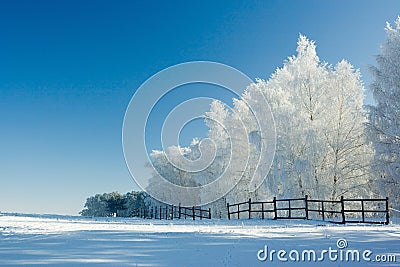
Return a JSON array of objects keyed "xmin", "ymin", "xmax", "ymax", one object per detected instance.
[
  {"xmin": 122, "ymin": 61, "xmax": 276, "ymax": 207},
  {"xmin": 257, "ymin": 238, "xmax": 397, "ymax": 263}
]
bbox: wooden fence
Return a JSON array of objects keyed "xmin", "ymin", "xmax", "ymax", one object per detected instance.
[
  {"xmin": 227, "ymin": 196, "xmax": 389, "ymax": 225},
  {"xmin": 136, "ymin": 204, "xmax": 211, "ymax": 220},
  {"xmin": 179, "ymin": 206, "xmax": 212, "ymax": 220}
]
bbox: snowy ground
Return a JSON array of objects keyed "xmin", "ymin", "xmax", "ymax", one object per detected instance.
[{"xmin": 0, "ymin": 213, "xmax": 399, "ymax": 266}]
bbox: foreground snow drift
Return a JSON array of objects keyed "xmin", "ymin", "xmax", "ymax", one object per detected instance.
[{"xmin": 0, "ymin": 213, "xmax": 399, "ymax": 266}]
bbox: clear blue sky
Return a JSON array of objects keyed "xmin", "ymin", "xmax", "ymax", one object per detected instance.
[{"xmin": 0, "ymin": 1, "xmax": 399, "ymax": 215}]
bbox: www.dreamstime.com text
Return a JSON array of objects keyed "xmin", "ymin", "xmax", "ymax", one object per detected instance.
[{"xmin": 257, "ymin": 238, "xmax": 397, "ymax": 263}]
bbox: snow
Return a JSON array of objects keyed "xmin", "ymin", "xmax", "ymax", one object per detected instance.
[{"xmin": 0, "ymin": 213, "xmax": 399, "ymax": 266}]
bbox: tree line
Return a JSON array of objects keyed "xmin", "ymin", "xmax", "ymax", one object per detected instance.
[
  {"xmin": 80, "ymin": 191, "xmax": 147, "ymax": 217},
  {"xmin": 81, "ymin": 17, "xmax": 400, "ymax": 218},
  {"xmin": 147, "ymin": 17, "xmax": 400, "ymax": 216}
]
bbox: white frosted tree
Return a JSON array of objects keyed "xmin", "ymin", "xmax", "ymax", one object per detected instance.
[
  {"xmin": 146, "ymin": 147, "xmax": 201, "ymax": 206},
  {"xmin": 322, "ymin": 61, "xmax": 375, "ymax": 200},
  {"xmin": 367, "ymin": 17, "xmax": 400, "ymax": 210},
  {"xmin": 253, "ymin": 35, "xmax": 329, "ymax": 199},
  {"xmin": 253, "ymin": 35, "xmax": 374, "ymax": 200}
]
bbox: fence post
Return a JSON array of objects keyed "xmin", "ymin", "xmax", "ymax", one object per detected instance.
[
  {"xmin": 209, "ymin": 208, "xmax": 211, "ymax": 219},
  {"xmin": 248, "ymin": 198, "xmax": 252, "ymax": 219},
  {"xmin": 321, "ymin": 201, "xmax": 325, "ymax": 221},
  {"xmin": 273, "ymin": 197, "xmax": 277, "ymax": 220},
  {"xmin": 340, "ymin": 196, "xmax": 346, "ymax": 224},
  {"xmin": 192, "ymin": 206, "xmax": 195, "ymax": 220},
  {"xmin": 159, "ymin": 206, "xmax": 162, "ymax": 220},
  {"xmin": 305, "ymin": 195, "xmax": 309, "ymax": 220},
  {"xmin": 178, "ymin": 204, "xmax": 181, "ymax": 219},
  {"xmin": 261, "ymin": 202, "xmax": 264, "ymax": 220},
  {"xmin": 227, "ymin": 203, "xmax": 230, "ymax": 220},
  {"xmin": 288, "ymin": 199, "xmax": 291, "ymax": 218},
  {"xmin": 361, "ymin": 200, "xmax": 365, "ymax": 223},
  {"xmin": 385, "ymin": 197, "xmax": 389, "ymax": 225}
]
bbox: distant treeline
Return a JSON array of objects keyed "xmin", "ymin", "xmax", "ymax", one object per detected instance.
[{"xmin": 80, "ymin": 191, "xmax": 147, "ymax": 217}]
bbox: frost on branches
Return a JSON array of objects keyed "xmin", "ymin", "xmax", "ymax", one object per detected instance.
[
  {"xmin": 147, "ymin": 35, "xmax": 375, "ymax": 216},
  {"xmin": 367, "ymin": 17, "xmax": 400, "ymax": 211},
  {"xmin": 254, "ymin": 35, "xmax": 375, "ymax": 201}
]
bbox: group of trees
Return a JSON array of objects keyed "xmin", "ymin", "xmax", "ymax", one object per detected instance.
[
  {"xmin": 81, "ymin": 17, "xmax": 400, "ymax": 218},
  {"xmin": 145, "ymin": 17, "xmax": 400, "ymax": 217},
  {"xmin": 147, "ymin": 33, "xmax": 376, "ymax": 217},
  {"xmin": 80, "ymin": 191, "xmax": 147, "ymax": 217}
]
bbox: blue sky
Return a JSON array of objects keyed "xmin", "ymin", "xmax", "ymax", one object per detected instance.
[{"xmin": 0, "ymin": 1, "xmax": 399, "ymax": 215}]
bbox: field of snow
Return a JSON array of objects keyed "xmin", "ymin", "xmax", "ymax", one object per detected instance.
[{"xmin": 0, "ymin": 213, "xmax": 399, "ymax": 266}]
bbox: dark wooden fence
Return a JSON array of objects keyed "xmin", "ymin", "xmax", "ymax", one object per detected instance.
[
  {"xmin": 179, "ymin": 206, "xmax": 211, "ymax": 220},
  {"xmin": 136, "ymin": 205, "xmax": 177, "ymax": 220},
  {"xmin": 136, "ymin": 204, "xmax": 211, "ymax": 220},
  {"xmin": 227, "ymin": 196, "xmax": 389, "ymax": 225}
]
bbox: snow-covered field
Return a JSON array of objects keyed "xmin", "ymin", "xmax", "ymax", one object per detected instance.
[{"xmin": 0, "ymin": 213, "xmax": 399, "ymax": 266}]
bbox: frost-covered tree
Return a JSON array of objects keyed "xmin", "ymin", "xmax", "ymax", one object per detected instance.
[
  {"xmin": 253, "ymin": 35, "xmax": 328, "ymax": 199},
  {"xmin": 367, "ymin": 17, "xmax": 400, "ymax": 210},
  {"xmin": 253, "ymin": 35, "xmax": 374, "ymax": 200},
  {"xmin": 202, "ymin": 99, "xmax": 261, "ymax": 217},
  {"xmin": 323, "ymin": 61, "xmax": 374, "ymax": 199},
  {"xmin": 146, "ymin": 144, "xmax": 202, "ymax": 206}
]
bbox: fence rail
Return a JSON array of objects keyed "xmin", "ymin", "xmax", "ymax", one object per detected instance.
[
  {"xmin": 136, "ymin": 204, "xmax": 211, "ymax": 220},
  {"xmin": 227, "ymin": 196, "xmax": 389, "ymax": 225}
]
